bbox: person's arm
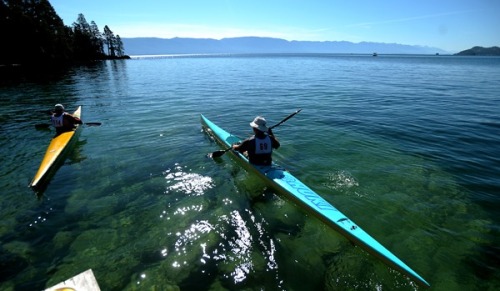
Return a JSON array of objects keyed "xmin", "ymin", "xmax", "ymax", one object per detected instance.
[
  {"xmin": 268, "ymin": 128, "xmax": 280, "ymax": 149},
  {"xmin": 67, "ymin": 114, "xmax": 83, "ymax": 124},
  {"xmin": 233, "ymin": 139, "xmax": 248, "ymax": 153}
]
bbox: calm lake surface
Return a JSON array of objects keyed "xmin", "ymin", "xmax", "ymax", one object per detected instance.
[{"xmin": 1, "ymin": 54, "xmax": 499, "ymax": 290}]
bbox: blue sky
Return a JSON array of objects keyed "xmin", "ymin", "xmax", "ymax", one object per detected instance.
[{"xmin": 49, "ymin": 0, "xmax": 499, "ymax": 53}]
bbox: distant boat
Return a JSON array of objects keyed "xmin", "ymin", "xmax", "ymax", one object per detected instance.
[{"xmin": 373, "ymin": 52, "xmax": 378, "ymax": 57}]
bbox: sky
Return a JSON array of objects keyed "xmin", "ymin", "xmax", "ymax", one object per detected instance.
[{"xmin": 49, "ymin": 0, "xmax": 500, "ymax": 53}]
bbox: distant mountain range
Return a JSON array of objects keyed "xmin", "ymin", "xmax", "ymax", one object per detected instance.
[
  {"xmin": 455, "ymin": 46, "xmax": 500, "ymax": 56},
  {"xmin": 122, "ymin": 37, "xmax": 449, "ymax": 55}
]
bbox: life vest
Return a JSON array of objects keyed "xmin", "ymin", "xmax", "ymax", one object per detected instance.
[
  {"xmin": 248, "ymin": 135, "xmax": 273, "ymax": 165},
  {"xmin": 255, "ymin": 135, "xmax": 272, "ymax": 154},
  {"xmin": 51, "ymin": 113, "xmax": 65, "ymax": 128}
]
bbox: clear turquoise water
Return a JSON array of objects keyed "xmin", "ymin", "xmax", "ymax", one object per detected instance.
[{"xmin": 1, "ymin": 54, "xmax": 499, "ymax": 290}]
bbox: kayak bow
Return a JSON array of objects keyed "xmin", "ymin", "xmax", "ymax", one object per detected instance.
[
  {"xmin": 201, "ymin": 114, "xmax": 430, "ymax": 288},
  {"xmin": 30, "ymin": 106, "xmax": 82, "ymax": 190}
]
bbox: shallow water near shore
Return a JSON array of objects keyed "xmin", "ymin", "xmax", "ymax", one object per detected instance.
[{"xmin": 1, "ymin": 54, "xmax": 499, "ymax": 290}]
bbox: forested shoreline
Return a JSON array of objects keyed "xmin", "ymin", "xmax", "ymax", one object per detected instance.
[
  {"xmin": 455, "ymin": 46, "xmax": 500, "ymax": 56},
  {"xmin": 0, "ymin": 0, "xmax": 129, "ymax": 67}
]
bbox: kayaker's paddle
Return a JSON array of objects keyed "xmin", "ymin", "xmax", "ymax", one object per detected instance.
[
  {"xmin": 35, "ymin": 122, "xmax": 102, "ymax": 129},
  {"xmin": 268, "ymin": 108, "xmax": 302, "ymax": 130},
  {"xmin": 210, "ymin": 109, "xmax": 302, "ymax": 158}
]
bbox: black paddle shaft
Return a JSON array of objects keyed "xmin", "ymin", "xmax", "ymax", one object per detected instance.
[
  {"xmin": 209, "ymin": 109, "xmax": 302, "ymax": 158},
  {"xmin": 269, "ymin": 109, "xmax": 302, "ymax": 130},
  {"xmin": 34, "ymin": 122, "xmax": 101, "ymax": 129}
]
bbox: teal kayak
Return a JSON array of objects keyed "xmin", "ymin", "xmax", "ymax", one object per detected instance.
[{"xmin": 201, "ymin": 114, "xmax": 430, "ymax": 288}]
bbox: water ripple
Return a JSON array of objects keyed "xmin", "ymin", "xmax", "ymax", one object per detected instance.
[{"xmin": 164, "ymin": 164, "xmax": 214, "ymax": 196}]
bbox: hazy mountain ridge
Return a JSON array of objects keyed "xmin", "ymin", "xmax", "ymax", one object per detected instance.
[{"xmin": 122, "ymin": 37, "xmax": 449, "ymax": 55}]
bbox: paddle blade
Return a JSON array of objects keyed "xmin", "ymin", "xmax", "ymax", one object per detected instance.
[
  {"xmin": 85, "ymin": 122, "xmax": 102, "ymax": 126},
  {"xmin": 210, "ymin": 149, "xmax": 228, "ymax": 158},
  {"xmin": 35, "ymin": 123, "xmax": 51, "ymax": 129}
]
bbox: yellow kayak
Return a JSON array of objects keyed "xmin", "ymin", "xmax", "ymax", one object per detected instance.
[{"xmin": 30, "ymin": 106, "xmax": 82, "ymax": 190}]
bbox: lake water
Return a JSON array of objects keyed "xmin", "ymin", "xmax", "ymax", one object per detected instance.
[{"xmin": 1, "ymin": 54, "xmax": 499, "ymax": 290}]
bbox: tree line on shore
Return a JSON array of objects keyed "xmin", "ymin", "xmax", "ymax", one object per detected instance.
[
  {"xmin": 0, "ymin": 0, "xmax": 128, "ymax": 66},
  {"xmin": 455, "ymin": 46, "xmax": 500, "ymax": 56}
]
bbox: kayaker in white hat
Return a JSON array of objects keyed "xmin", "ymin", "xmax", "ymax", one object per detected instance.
[
  {"xmin": 51, "ymin": 104, "xmax": 82, "ymax": 135},
  {"xmin": 232, "ymin": 116, "xmax": 280, "ymax": 165}
]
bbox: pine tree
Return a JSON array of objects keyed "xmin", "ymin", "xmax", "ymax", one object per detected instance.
[
  {"xmin": 72, "ymin": 13, "xmax": 93, "ymax": 60},
  {"xmin": 1, "ymin": 0, "xmax": 72, "ymax": 64},
  {"xmin": 103, "ymin": 25, "xmax": 116, "ymax": 57},
  {"xmin": 90, "ymin": 21, "xmax": 104, "ymax": 56},
  {"xmin": 115, "ymin": 35, "xmax": 125, "ymax": 57},
  {"xmin": 1, "ymin": 1, "xmax": 127, "ymax": 65}
]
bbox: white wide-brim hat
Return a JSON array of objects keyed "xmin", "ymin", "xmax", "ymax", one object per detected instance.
[
  {"xmin": 54, "ymin": 104, "xmax": 64, "ymax": 112},
  {"xmin": 250, "ymin": 116, "xmax": 268, "ymax": 132}
]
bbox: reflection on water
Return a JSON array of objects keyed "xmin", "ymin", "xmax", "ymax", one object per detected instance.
[
  {"xmin": 155, "ymin": 159, "xmax": 286, "ymax": 289},
  {"xmin": 324, "ymin": 170, "xmax": 359, "ymax": 192},
  {"xmin": 224, "ymin": 210, "xmax": 253, "ymax": 283},
  {"xmin": 164, "ymin": 163, "xmax": 214, "ymax": 196}
]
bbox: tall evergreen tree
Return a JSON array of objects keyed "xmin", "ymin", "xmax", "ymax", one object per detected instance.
[
  {"xmin": 115, "ymin": 35, "xmax": 125, "ymax": 57},
  {"xmin": 90, "ymin": 21, "xmax": 104, "ymax": 56},
  {"xmin": 103, "ymin": 25, "xmax": 116, "ymax": 57},
  {"xmin": 73, "ymin": 13, "xmax": 91, "ymax": 33},
  {"xmin": 1, "ymin": 1, "xmax": 127, "ymax": 65},
  {"xmin": 72, "ymin": 13, "xmax": 93, "ymax": 60},
  {"xmin": 1, "ymin": 0, "xmax": 72, "ymax": 64},
  {"xmin": 31, "ymin": 0, "xmax": 72, "ymax": 61}
]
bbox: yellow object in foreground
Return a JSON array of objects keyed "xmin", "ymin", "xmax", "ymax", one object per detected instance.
[{"xmin": 30, "ymin": 106, "xmax": 82, "ymax": 190}]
